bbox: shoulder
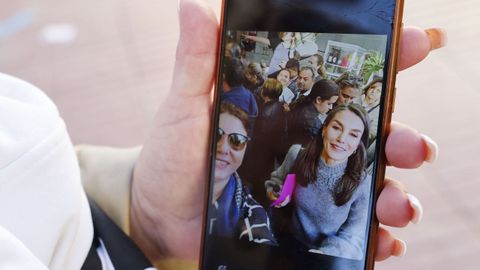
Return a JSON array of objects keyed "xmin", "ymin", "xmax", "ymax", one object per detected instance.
[
  {"xmin": 274, "ymin": 43, "xmax": 287, "ymax": 51},
  {"xmin": 286, "ymin": 144, "xmax": 302, "ymax": 161},
  {"xmin": 304, "ymin": 102, "xmax": 318, "ymax": 114},
  {"xmin": 262, "ymin": 103, "xmax": 274, "ymax": 116},
  {"xmin": 264, "ymin": 102, "xmax": 283, "ymax": 115},
  {"xmin": 369, "ymin": 104, "xmax": 380, "ymax": 115},
  {"xmin": 290, "ymin": 100, "xmax": 308, "ymax": 115},
  {"xmin": 234, "ymin": 86, "xmax": 257, "ymax": 100},
  {"xmin": 0, "ymin": 73, "xmax": 93, "ymax": 269},
  {"xmin": 0, "ymin": 73, "xmax": 64, "ymax": 171},
  {"xmin": 273, "ymin": 102, "xmax": 285, "ymax": 115},
  {"xmin": 0, "ymin": 73, "xmax": 58, "ymax": 112}
]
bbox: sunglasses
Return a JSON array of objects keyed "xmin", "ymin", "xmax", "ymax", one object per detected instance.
[{"xmin": 217, "ymin": 128, "xmax": 251, "ymax": 151}]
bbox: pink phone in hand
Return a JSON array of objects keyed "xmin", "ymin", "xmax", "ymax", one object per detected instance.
[{"xmin": 271, "ymin": 174, "xmax": 296, "ymax": 208}]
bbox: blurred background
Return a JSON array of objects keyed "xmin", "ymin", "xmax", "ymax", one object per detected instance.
[{"xmin": 1, "ymin": 0, "xmax": 479, "ymax": 269}]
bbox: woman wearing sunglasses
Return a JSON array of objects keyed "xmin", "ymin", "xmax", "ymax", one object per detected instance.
[
  {"xmin": 210, "ymin": 102, "xmax": 277, "ymax": 245},
  {"xmin": 266, "ymin": 103, "xmax": 371, "ymax": 260}
]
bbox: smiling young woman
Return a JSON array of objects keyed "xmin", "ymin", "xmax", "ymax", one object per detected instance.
[{"xmin": 266, "ymin": 103, "xmax": 372, "ymax": 260}]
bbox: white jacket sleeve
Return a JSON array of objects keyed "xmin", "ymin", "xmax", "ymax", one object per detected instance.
[
  {"xmin": 0, "ymin": 226, "xmax": 49, "ymax": 269},
  {"xmin": 0, "ymin": 73, "xmax": 93, "ymax": 270}
]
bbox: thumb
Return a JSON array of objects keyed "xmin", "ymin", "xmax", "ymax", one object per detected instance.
[{"xmin": 172, "ymin": 0, "xmax": 219, "ymax": 98}]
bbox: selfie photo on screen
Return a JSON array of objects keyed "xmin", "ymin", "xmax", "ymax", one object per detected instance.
[{"xmin": 206, "ymin": 30, "xmax": 387, "ymax": 267}]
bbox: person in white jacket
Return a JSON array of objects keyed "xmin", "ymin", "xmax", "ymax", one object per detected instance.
[
  {"xmin": 0, "ymin": 73, "xmax": 93, "ymax": 269},
  {"xmin": 0, "ymin": 73, "xmax": 153, "ymax": 270}
]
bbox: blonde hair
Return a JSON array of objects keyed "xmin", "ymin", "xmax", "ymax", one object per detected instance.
[{"xmin": 261, "ymin": 78, "xmax": 283, "ymax": 100}]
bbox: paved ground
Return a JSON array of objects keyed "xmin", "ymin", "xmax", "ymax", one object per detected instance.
[{"xmin": 1, "ymin": 0, "xmax": 479, "ymax": 269}]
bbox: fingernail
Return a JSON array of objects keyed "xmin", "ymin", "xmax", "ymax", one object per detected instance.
[
  {"xmin": 420, "ymin": 134, "xmax": 439, "ymax": 163},
  {"xmin": 425, "ymin": 28, "xmax": 448, "ymax": 51},
  {"xmin": 393, "ymin": 239, "xmax": 407, "ymax": 257},
  {"xmin": 407, "ymin": 193, "xmax": 423, "ymax": 224}
]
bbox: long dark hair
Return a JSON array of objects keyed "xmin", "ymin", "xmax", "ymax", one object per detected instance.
[
  {"xmin": 290, "ymin": 79, "xmax": 339, "ymax": 111},
  {"xmin": 292, "ymin": 103, "xmax": 370, "ymax": 206}
]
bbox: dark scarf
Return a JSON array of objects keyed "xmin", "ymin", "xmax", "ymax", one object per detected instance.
[{"xmin": 213, "ymin": 175, "xmax": 242, "ymax": 237}]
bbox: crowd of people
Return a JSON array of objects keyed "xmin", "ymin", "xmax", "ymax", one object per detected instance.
[{"xmin": 210, "ymin": 31, "xmax": 386, "ymax": 260}]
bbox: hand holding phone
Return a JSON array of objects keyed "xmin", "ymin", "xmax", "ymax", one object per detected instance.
[
  {"xmin": 126, "ymin": 0, "xmax": 443, "ymax": 267},
  {"xmin": 267, "ymin": 186, "xmax": 280, "ymax": 202},
  {"xmin": 270, "ymin": 174, "xmax": 296, "ymax": 208}
]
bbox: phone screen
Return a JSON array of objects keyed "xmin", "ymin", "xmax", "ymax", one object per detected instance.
[{"xmin": 202, "ymin": 0, "xmax": 402, "ymax": 269}]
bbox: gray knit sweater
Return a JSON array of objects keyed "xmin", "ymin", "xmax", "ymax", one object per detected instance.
[{"xmin": 265, "ymin": 145, "xmax": 372, "ymax": 260}]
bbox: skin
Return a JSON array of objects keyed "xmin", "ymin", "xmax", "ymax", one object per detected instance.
[
  {"xmin": 365, "ymin": 82, "xmax": 383, "ymax": 105},
  {"xmin": 296, "ymin": 68, "xmax": 315, "ymax": 93},
  {"xmin": 277, "ymin": 69, "xmax": 291, "ymax": 87},
  {"xmin": 314, "ymin": 95, "xmax": 339, "ymax": 115},
  {"xmin": 308, "ymin": 55, "xmax": 319, "ymax": 68},
  {"xmin": 213, "ymin": 113, "xmax": 247, "ymax": 201},
  {"xmin": 241, "ymin": 34, "xmax": 271, "ymax": 47},
  {"xmin": 338, "ymin": 86, "xmax": 361, "ymax": 105},
  {"xmin": 244, "ymin": 72, "xmax": 258, "ymax": 86},
  {"xmin": 321, "ymin": 110, "xmax": 364, "ymax": 166},
  {"xmin": 130, "ymin": 0, "xmax": 446, "ymax": 264}
]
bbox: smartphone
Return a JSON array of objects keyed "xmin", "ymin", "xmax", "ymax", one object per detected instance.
[{"xmin": 201, "ymin": 0, "xmax": 403, "ymax": 269}]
